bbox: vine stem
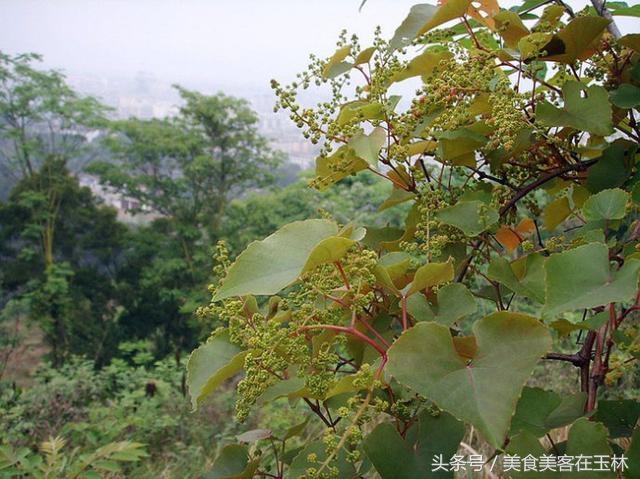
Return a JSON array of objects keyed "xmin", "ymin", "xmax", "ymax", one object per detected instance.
[
  {"xmin": 587, "ymin": 304, "xmax": 614, "ymax": 411},
  {"xmin": 334, "ymin": 261, "xmax": 351, "ymax": 290},
  {"xmin": 299, "ymin": 324, "xmax": 388, "ymax": 358},
  {"xmin": 499, "ymin": 160, "xmax": 597, "ymax": 216},
  {"xmin": 590, "ymin": 0, "xmax": 622, "ymax": 38},
  {"xmin": 401, "ymin": 296, "xmax": 408, "ymax": 331},
  {"xmin": 357, "ymin": 317, "xmax": 391, "ymax": 348}
]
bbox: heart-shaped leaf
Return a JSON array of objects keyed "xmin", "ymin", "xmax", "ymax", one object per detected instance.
[
  {"xmin": 407, "ymin": 283, "xmax": 477, "ymax": 326},
  {"xmin": 187, "ymin": 333, "xmax": 246, "ymax": 410},
  {"xmin": 511, "ymin": 387, "xmax": 586, "ymax": 437},
  {"xmin": 205, "ymin": 445, "xmax": 258, "ymax": 479},
  {"xmin": 390, "ymin": 4, "xmax": 438, "ymax": 51},
  {"xmin": 214, "ymin": 219, "xmax": 338, "ymax": 300},
  {"xmin": 582, "ymin": 188, "xmax": 629, "ymax": 222},
  {"xmin": 542, "ymin": 242, "xmax": 640, "ymax": 318},
  {"xmin": 405, "ymin": 261, "xmax": 454, "ymax": 297},
  {"xmin": 437, "ymin": 200, "xmax": 499, "ymax": 237},
  {"xmin": 487, "ymin": 253, "xmax": 546, "ymax": 303},
  {"xmin": 348, "ymin": 127, "xmax": 386, "ymax": 167},
  {"xmin": 537, "ymin": 82, "xmax": 613, "ymax": 136},
  {"xmin": 506, "ymin": 419, "xmax": 615, "ymax": 479},
  {"xmin": 363, "ymin": 410, "xmax": 464, "ymax": 478},
  {"xmin": 387, "ymin": 312, "xmax": 551, "ymax": 447}
]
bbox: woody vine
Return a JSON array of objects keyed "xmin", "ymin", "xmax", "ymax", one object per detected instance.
[{"xmin": 189, "ymin": 1, "xmax": 640, "ymax": 478}]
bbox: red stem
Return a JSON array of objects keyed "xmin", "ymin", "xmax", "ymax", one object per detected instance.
[
  {"xmin": 301, "ymin": 324, "xmax": 388, "ymax": 357},
  {"xmin": 357, "ymin": 317, "xmax": 391, "ymax": 348},
  {"xmin": 401, "ymin": 296, "xmax": 408, "ymax": 331},
  {"xmin": 334, "ymin": 261, "xmax": 351, "ymax": 290}
]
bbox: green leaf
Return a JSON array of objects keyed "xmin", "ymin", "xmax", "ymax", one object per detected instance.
[
  {"xmin": 587, "ymin": 142, "xmax": 632, "ymax": 192},
  {"xmin": 549, "ymin": 311, "xmax": 608, "ymax": 337},
  {"xmin": 387, "ymin": 312, "xmax": 551, "ymax": 447},
  {"xmin": 511, "ymin": 387, "xmax": 586, "ymax": 437},
  {"xmin": 542, "ymin": 242, "xmax": 640, "ymax": 318},
  {"xmin": 236, "ymin": 429, "xmax": 272, "ymax": 443},
  {"xmin": 187, "ymin": 333, "xmax": 246, "ymax": 410},
  {"xmin": 379, "ymin": 188, "xmax": 415, "ymax": 211},
  {"xmin": 214, "ymin": 219, "xmax": 338, "ymax": 299},
  {"xmin": 436, "ymin": 128, "xmax": 487, "ymax": 167},
  {"xmin": 417, "ymin": 0, "xmax": 472, "ymax": 36},
  {"xmin": 379, "ymin": 252, "xmax": 412, "ymax": 281},
  {"xmin": 323, "ymin": 45, "xmax": 352, "ymax": 79},
  {"xmin": 362, "ymin": 226, "xmax": 404, "ymax": 250},
  {"xmin": 205, "ymin": 445, "xmax": 258, "ymax": 479},
  {"xmin": 314, "ymin": 146, "xmax": 369, "ymax": 191},
  {"xmin": 354, "ymin": 47, "xmax": 375, "ymax": 65},
  {"xmin": 543, "ymin": 196, "xmax": 572, "ymax": 231},
  {"xmin": 619, "ymin": 33, "xmax": 640, "ymax": 52},
  {"xmin": 627, "ymin": 427, "xmax": 640, "ymax": 479},
  {"xmin": 494, "ymin": 10, "xmax": 530, "ymax": 48},
  {"xmin": 540, "ymin": 16, "xmax": 610, "ymax": 63},
  {"xmin": 507, "ymin": 419, "xmax": 616, "ymax": 478},
  {"xmin": 284, "ymin": 418, "xmax": 309, "ymax": 440},
  {"xmin": 288, "ymin": 441, "xmax": 355, "ymax": 479},
  {"xmin": 405, "ymin": 261, "xmax": 454, "ymax": 297},
  {"xmin": 436, "ymin": 200, "xmax": 499, "ymax": 237},
  {"xmin": 407, "ymin": 283, "xmax": 477, "ymax": 326},
  {"xmin": 348, "ymin": 127, "xmax": 386, "ymax": 166},
  {"xmin": 302, "ymin": 236, "xmax": 355, "ymax": 273},
  {"xmin": 519, "ymin": 32, "xmax": 554, "ymax": 60},
  {"xmin": 610, "ymin": 83, "xmax": 640, "ymax": 109},
  {"xmin": 582, "ymin": 188, "xmax": 629, "ymax": 221},
  {"xmin": 390, "ymin": 4, "xmax": 438, "ymax": 51},
  {"xmin": 392, "ymin": 50, "xmax": 453, "ymax": 83},
  {"xmin": 93, "ymin": 460, "xmax": 122, "ymax": 472},
  {"xmin": 505, "ymin": 431, "xmax": 551, "ymax": 479},
  {"xmin": 592, "ymin": 400, "xmax": 640, "ymax": 438},
  {"xmin": 364, "ymin": 423, "xmax": 420, "ymax": 479},
  {"xmin": 363, "ymin": 410, "xmax": 464, "ymax": 478},
  {"xmin": 566, "ymin": 418, "xmax": 615, "ymax": 478},
  {"xmin": 256, "ymin": 377, "xmax": 305, "ymax": 405},
  {"xmin": 337, "ymin": 100, "xmax": 385, "ymax": 126},
  {"xmin": 537, "ymin": 81, "xmax": 613, "ymax": 136},
  {"xmin": 487, "ymin": 253, "xmax": 546, "ymax": 303}
]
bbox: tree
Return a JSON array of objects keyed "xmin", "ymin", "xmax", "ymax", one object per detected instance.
[
  {"xmin": 0, "ymin": 52, "xmax": 107, "ymax": 183},
  {"xmin": 189, "ymin": 1, "xmax": 640, "ymax": 478},
  {"xmin": 0, "ymin": 160, "xmax": 127, "ymax": 366},
  {"xmin": 87, "ymin": 89, "xmax": 284, "ymax": 365},
  {"xmin": 174, "ymin": 86, "xmax": 283, "ymax": 230},
  {"xmin": 92, "ymin": 88, "xmax": 283, "ymax": 233}
]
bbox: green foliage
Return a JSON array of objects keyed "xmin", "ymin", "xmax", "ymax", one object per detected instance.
[
  {"xmin": 0, "ymin": 354, "xmax": 289, "ymax": 478},
  {"xmin": 363, "ymin": 411, "xmax": 464, "ymax": 478},
  {"xmin": 0, "ymin": 436, "xmax": 146, "ymax": 479},
  {"xmin": 0, "ymin": 161, "xmax": 127, "ymax": 366},
  {"xmin": 192, "ymin": 1, "xmax": 640, "ymax": 477},
  {"xmin": 91, "ymin": 88, "xmax": 282, "ymax": 232},
  {"xmin": 0, "ymin": 52, "xmax": 107, "ymax": 182},
  {"xmin": 388, "ymin": 313, "xmax": 551, "ymax": 448},
  {"xmin": 214, "ymin": 219, "xmax": 340, "ymax": 300}
]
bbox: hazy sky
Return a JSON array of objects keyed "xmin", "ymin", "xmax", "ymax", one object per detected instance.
[
  {"xmin": 0, "ymin": 0, "xmax": 419, "ymax": 89},
  {"xmin": 0, "ymin": 0, "xmax": 637, "ymax": 91}
]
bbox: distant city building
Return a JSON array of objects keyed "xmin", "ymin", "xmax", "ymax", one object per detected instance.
[{"xmin": 78, "ymin": 173, "xmax": 157, "ymax": 223}]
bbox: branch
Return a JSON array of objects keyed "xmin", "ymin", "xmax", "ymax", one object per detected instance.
[
  {"xmin": 499, "ymin": 160, "xmax": 597, "ymax": 216},
  {"xmin": 590, "ymin": 0, "xmax": 622, "ymax": 39},
  {"xmin": 544, "ymin": 352, "xmax": 583, "ymax": 366}
]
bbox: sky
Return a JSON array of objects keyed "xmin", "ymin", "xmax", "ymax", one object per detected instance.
[
  {"xmin": 0, "ymin": 0, "xmax": 419, "ymax": 89},
  {"xmin": 0, "ymin": 0, "xmax": 638, "ymax": 92}
]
